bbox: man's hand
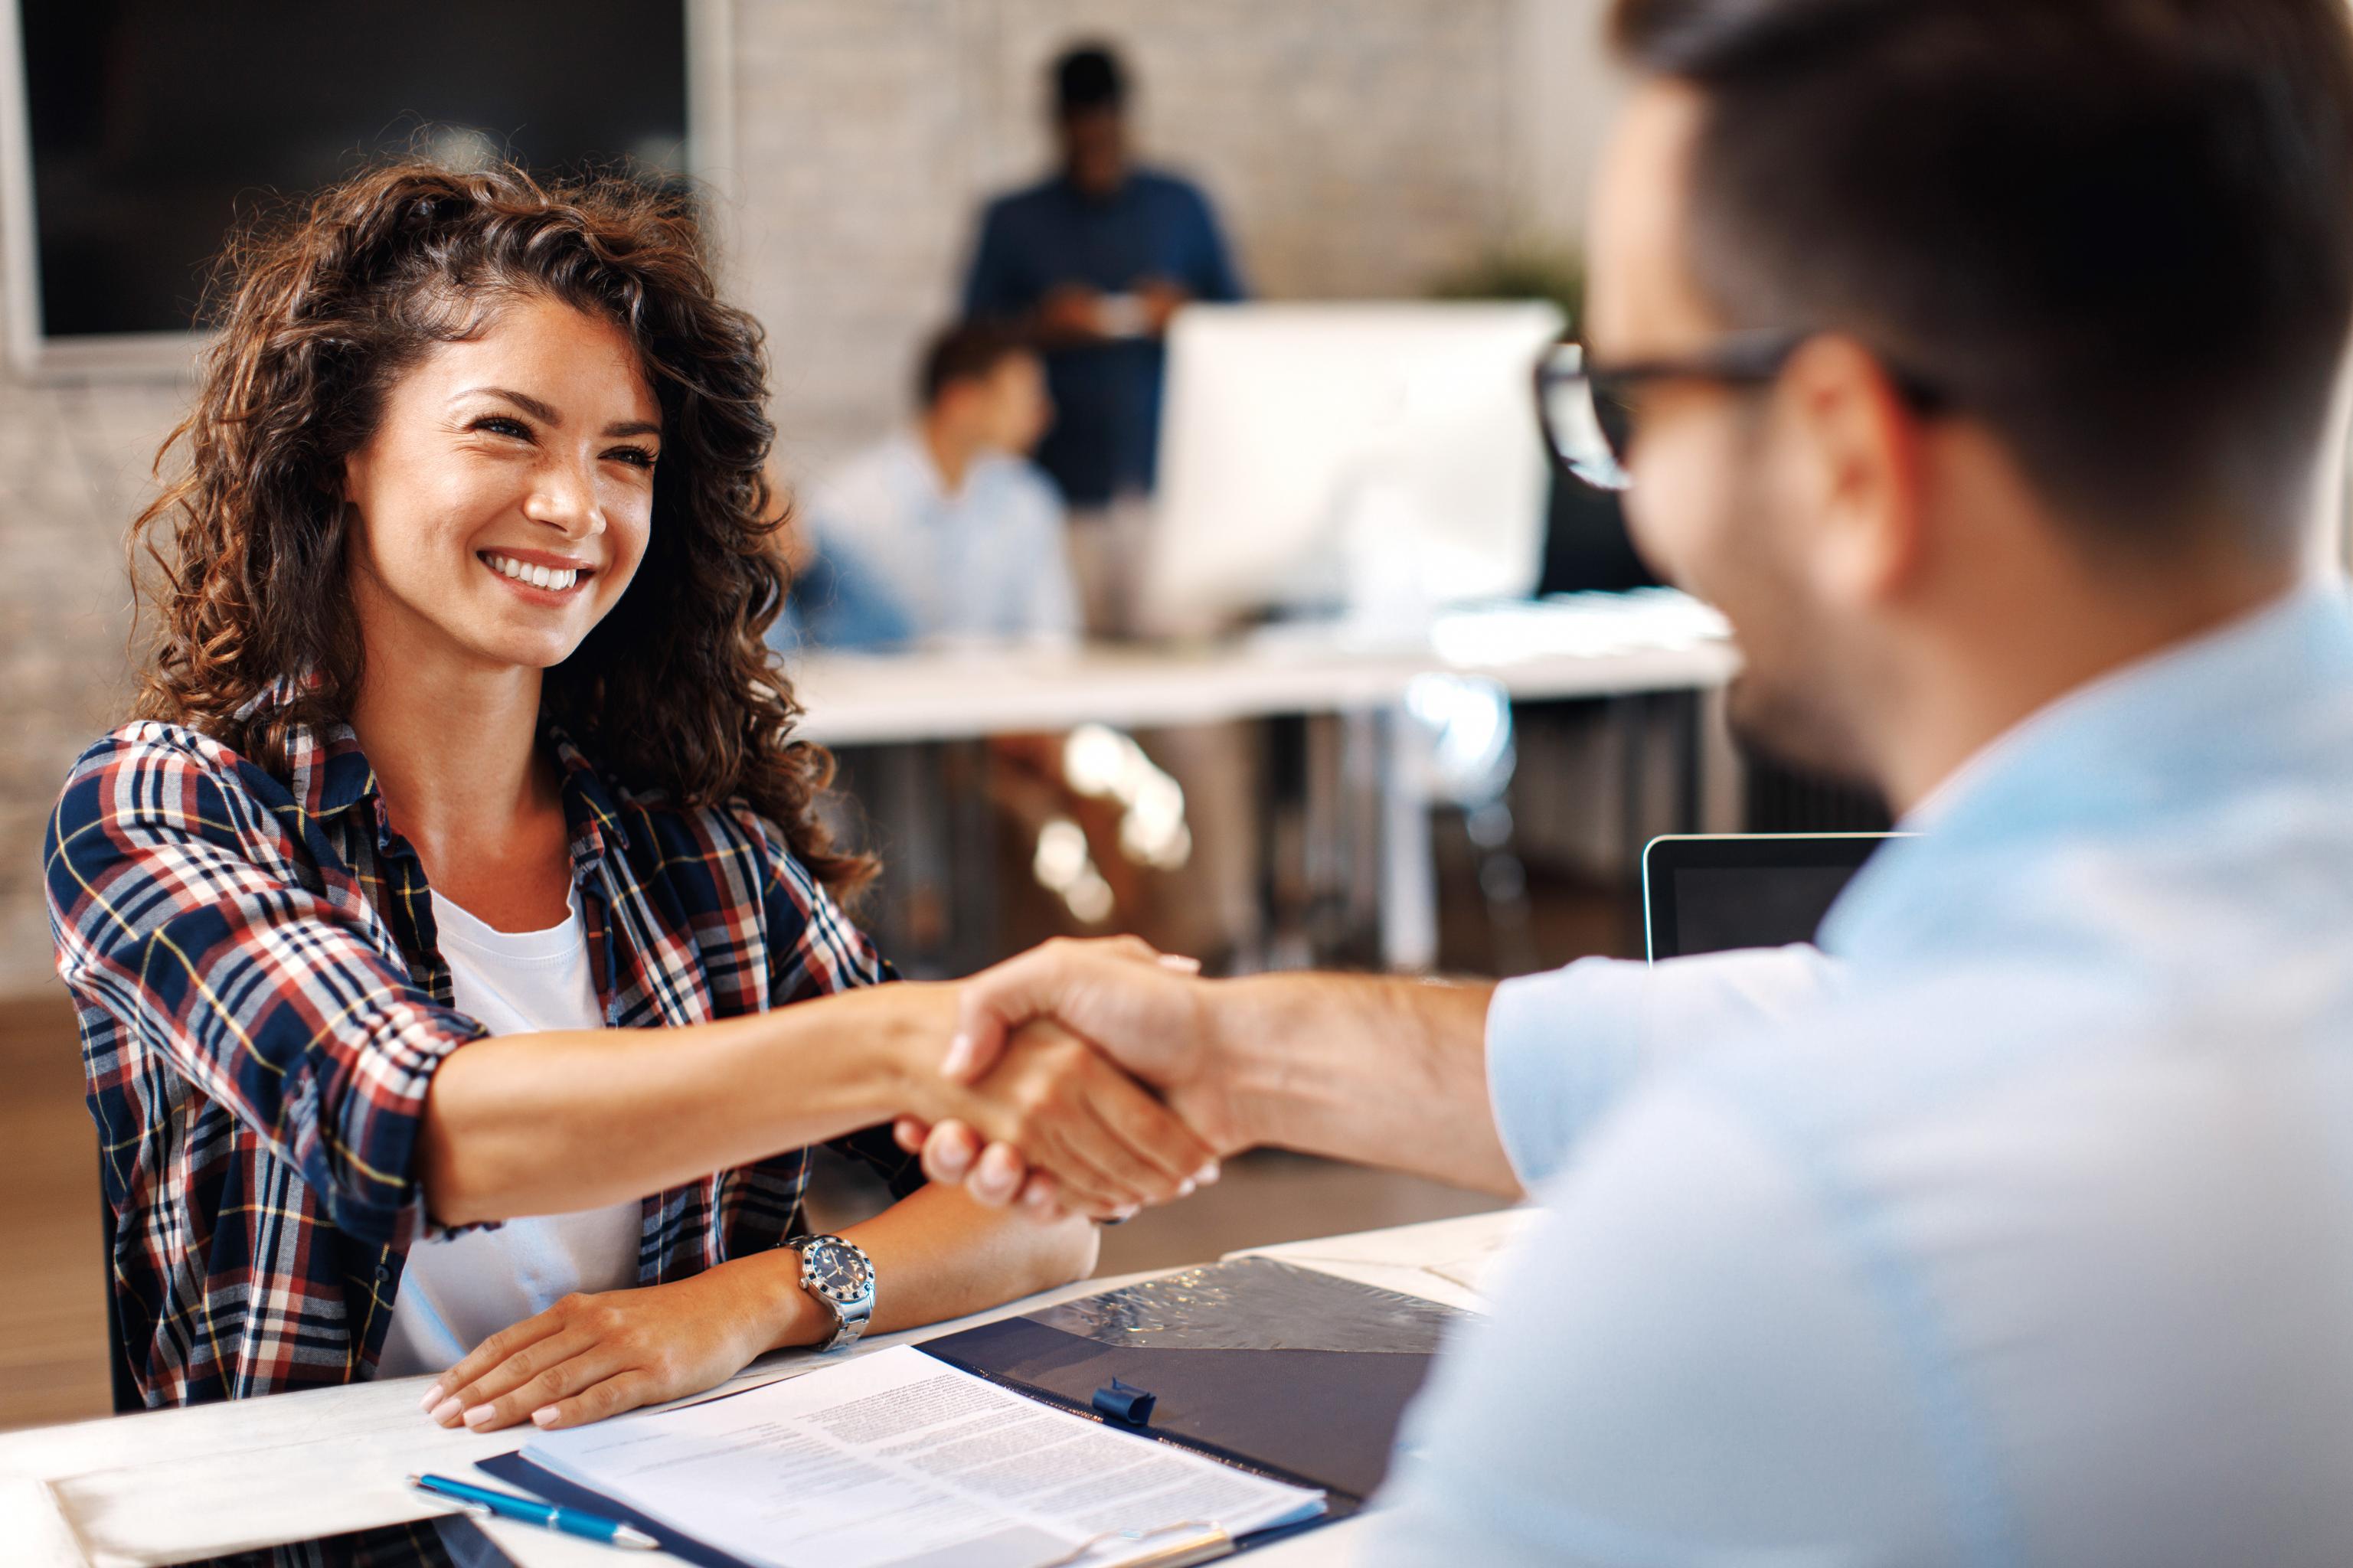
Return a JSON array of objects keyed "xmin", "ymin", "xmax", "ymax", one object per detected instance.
[
  {"xmin": 1037, "ymin": 283, "xmax": 1107, "ymax": 341},
  {"xmin": 420, "ymin": 1263, "xmax": 778, "ymax": 1433},
  {"xmin": 1136, "ymin": 277, "xmax": 1191, "ymax": 336},
  {"xmin": 895, "ymin": 937, "xmax": 1242, "ymax": 1217},
  {"xmin": 917, "ymin": 1011, "xmax": 1221, "ymax": 1219}
]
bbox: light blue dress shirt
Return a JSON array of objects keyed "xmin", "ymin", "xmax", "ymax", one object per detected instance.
[
  {"xmin": 1369, "ymin": 583, "xmax": 2353, "ymax": 1566},
  {"xmin": 786, "ymin": 431, "xmax": 1080, "ymax": 652}
]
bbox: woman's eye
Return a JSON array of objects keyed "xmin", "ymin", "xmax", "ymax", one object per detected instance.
[
  {"xmin": 606, "ymin": 446, "xmax": 658, "ymax": 470},
  {"xmin": 472, "ymin": 416, "xmax": 533, "ymax": 440}
]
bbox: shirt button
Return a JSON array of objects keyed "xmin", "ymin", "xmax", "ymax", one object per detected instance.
[{"xmin": 374, "ymin": 1265, "xmax": 391, "ymax": 1283}]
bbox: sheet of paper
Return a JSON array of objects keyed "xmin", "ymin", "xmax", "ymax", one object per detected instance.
[
  {"xmin": 522, "ymin": 1344, "xmax": 1324, "ymax": 1568},
  {"xmin": 1417, "ymin": 1207, "xmax": 1544, "ymax": 1297}
]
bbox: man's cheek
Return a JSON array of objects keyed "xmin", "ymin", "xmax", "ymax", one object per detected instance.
[{"xmin": 1622, "ymin": 469, "xmax": 1720, "ymax": 593}]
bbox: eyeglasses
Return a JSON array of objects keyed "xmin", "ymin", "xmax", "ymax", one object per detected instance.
[{"xmin": 1533, "ymin": 330, "xmax": 1946, "ymax": 492}]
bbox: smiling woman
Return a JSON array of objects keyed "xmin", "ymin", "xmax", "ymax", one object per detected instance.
[
  {"xmin": 129, "ymin": 164, "xmax": 846, "ymax": 890},
  {"xmin": 43, "ymin": 162, "xmax": 1220, "ymax": 1434}
]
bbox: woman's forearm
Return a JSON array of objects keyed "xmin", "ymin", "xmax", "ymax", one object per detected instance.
[
  {"xmin": 419, "ymin": 982, "xmax": 956, "ymax": 1227},
  {"xmin": 750, "ymin": 1184, "xmax": 1100, "ymax": 1350}
]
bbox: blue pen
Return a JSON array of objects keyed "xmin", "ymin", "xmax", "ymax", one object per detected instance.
[{"xmin": 409, "ymin": 1472, "xmax": 661, "ymax": 1551}]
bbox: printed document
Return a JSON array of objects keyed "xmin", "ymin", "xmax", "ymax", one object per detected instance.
[{"xmin": 521, "ymin": 1344, "xmax": 1325, "ymax": 1568}]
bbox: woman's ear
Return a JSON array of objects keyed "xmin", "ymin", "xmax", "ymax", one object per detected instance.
[{"xmin": 1777, "ymin": 334, "xmax": 1928, "ymax": 612}]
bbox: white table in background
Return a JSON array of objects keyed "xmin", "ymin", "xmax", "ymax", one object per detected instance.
[
  {"xmin": 786, "ymin": 596, "xmax": 1736, "ymax": 746},
  {"xmin": 788, "ymin": 594, "xmax": 1740, "ymax": 970},
  {"xmin": 0, "ymin": 1208, "xmax": 1527, "ymax": 1568}
]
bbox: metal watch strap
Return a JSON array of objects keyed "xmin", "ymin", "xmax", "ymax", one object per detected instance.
[{"xmin": 797, "ymin": 1233, "xmax": 874, "ymax": 1352}]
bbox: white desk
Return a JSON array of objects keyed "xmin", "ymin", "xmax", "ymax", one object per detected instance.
[
  {"xmin": 786, "ymin": 593, "xmax": 1737, "ymax": 746},
  {"xmin": 0, "ymin": 1209, "xmax": 1527, "ymax": 1568},
  {"xmin": 789, "ymin": 594, "xmax": 1739, "ymax": 970}
]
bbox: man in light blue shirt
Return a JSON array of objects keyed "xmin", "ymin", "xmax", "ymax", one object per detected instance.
[
  {"xmin": 783, "ymin": 322, "xmax": 1080, "ymax": 651},
  {"xmin": 900, "ymin": 0, "xmax": 2353, "ymax": 1560}
]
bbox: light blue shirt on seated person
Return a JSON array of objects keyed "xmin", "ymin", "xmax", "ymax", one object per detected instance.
[
  {"xmin": 1368, "ymin": 582, "xmax": 2353, "ymax": 1566},
  {"xmin": 789, "ymin": 430, "xmax": 1080, "ymax": 652}
]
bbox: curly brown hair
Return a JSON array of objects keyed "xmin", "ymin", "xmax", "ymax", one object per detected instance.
[{"xmin": 129, "ymin": 158, "xmax": 870, "ymax": 893}]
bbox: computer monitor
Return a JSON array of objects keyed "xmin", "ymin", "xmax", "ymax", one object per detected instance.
[
  {"xmin": 1642, "ymin": 833, "xmax": 1902, "ymax": 961},
  {"xmin": 1141, "ymin": 301, "xmax": 1565, "ymax": 635}
]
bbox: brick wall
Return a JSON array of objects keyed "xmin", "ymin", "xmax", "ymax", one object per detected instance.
[
  {"xmin": 0, "ymin": 377, "xmax": 187, "ymax": 997},
  {"xmin": 0, "ymin": 0, "xmax": 1616, "ymax": 996}
]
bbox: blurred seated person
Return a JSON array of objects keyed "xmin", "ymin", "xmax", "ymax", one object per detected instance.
[
  {"xmin": 785, "ymin": 322, "xmax": 1078, "ymax": 652},
  {"xmin": 962, "ymin": 41, "xmax": 1244, "ymax": 635}
]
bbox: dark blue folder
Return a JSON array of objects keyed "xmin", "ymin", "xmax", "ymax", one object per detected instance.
[{"xmin": 478, "ymin": 1258, "xmax": 1462, "ymax": 1565}]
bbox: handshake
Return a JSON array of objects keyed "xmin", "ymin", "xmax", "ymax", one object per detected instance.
[
  {"xmin": 887, "ymin": 936, "xmax": 1242, "ymax": 1222},
  {"xmin": 883, "ymin": 936, "xmax": 1516, "ymax": 1219}
]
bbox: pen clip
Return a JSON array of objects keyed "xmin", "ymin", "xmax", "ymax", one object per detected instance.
[{"xmin": 406, "ymin": 1474, "xmax": 495, "ymax": 1524}]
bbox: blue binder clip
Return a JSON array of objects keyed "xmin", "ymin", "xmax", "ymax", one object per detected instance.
[{"xmin": 1093, "ymin": 1377, "xmax": 1157, "ymax": 1426}]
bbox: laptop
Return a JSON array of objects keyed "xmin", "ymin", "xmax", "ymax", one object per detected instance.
[{"xmin": 1642, "ymin": 833, "xmax": 1902, "ymax": 962}]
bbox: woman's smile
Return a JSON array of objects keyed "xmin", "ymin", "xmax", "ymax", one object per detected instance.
[{"xmin": 478, "ymin": 547, "xmax": 596, "ymax": 600}]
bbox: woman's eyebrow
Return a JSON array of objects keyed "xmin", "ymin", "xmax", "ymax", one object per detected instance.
[
  {"xmin": 463, "ymin": 386, "xmax": 562, "ymax": 423},
  {"xmin": 459, "ymin": 386, "xmax": 659, "ymax": 439}
]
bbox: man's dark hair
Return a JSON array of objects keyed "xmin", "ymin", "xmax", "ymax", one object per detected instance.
[
  {"xmin": 1054, "ymin": 44, "xmax": 1127, "ymax": 116},
  {"xmin": 1612, "ymin": 0, "xmax": 2353, "ymax": 552},
  {"xmin": 918, "ymin": 321, "xmax": 1034, "ymax": 407}
]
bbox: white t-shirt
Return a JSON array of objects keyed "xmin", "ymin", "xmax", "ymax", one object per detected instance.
[{"xmin": 374, "ymin": 885, "xmax": 643, "ymax": 1380}]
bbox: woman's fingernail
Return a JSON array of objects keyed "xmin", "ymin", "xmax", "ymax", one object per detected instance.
[
  {"xmin": 1158, "ymin": 953, "xmax": 1204, "ymax": 972},
  {"xmin": 430, "ymin": 1396, "xmax": 462, "ymax": 1425},
  {"xmin": 1176, "ymin": 1179, "xmax": 1196, "ymax": 1199},
  {"xmin": 531, "ymin": 1406, "xmax": 560, "ymax": 1428},
  {"xmin": 462, "ymin": 1405, "xmax": 497, "ymax": 1429},
  {"xmin": 418, "ymin": 1383, "xmax": 446, "ymax": 1413},
  {"xmin": 1194, "ymin": 1161, "xmax": 1221, "ymax": 1186},
  {"xmin": 942, "ymin": 1034, "xmax": 975, "ymax": 1076}
]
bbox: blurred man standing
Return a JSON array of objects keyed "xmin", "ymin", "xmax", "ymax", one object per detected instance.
[{"xmin": 962, "ymin": 41, "xmax": 1244, "ymax": 634}]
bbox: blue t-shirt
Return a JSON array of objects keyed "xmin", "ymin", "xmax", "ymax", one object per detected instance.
[{"xmin": 961, "ymin": 168, "xmax": 1244, "ymax": 506}]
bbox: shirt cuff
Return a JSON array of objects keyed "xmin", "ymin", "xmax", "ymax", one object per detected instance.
[{"xmin": 1485, "ymin": 956, "xmax": 1652, "ymax": 1187}]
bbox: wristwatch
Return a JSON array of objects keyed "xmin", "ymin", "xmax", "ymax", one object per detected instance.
[{"xmin": 794, "ymin": 1233, "xmax": 876, "ymax": 1352}]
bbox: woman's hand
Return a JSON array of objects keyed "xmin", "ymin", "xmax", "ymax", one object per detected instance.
[
  {"xmin": 922, "ymin": 1018, "xmax": 1221, "ymax": 1220},
  {"xmin": 421, "ymin": 1260, "xmax": 784, "ymax": 1433},
  {"xmin": 897, "ymin": 937, "xmax": 1230, "ymax": 1218}
]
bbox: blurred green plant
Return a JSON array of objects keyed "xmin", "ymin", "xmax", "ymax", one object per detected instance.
[{"xmin": 1429, "ymin": 242, "xmax": 1585, "ymax": 329}]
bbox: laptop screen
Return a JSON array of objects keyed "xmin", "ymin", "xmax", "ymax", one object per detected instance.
[{"xmin": 1642, "ymin": 835, "xmax": 1897, "ymax": 961}]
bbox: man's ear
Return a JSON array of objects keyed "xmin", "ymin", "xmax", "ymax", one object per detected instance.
[{"xmin": 1776, "ymin": 335, "xmax": 1927, "ymax": 609}]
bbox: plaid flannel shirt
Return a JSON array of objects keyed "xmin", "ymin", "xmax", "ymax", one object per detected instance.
[{"xmin": 44, "ymin": 697, "xmax": 910, "ymax": 1408}]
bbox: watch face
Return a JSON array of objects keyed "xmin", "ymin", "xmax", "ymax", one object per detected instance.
[{"xmin": 806, "ymin": 1242, "xmax": 871, "ymax": 1302}]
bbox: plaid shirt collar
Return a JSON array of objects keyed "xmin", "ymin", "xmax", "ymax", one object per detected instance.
[{"xmin": 249, "ymin": 673, "xmax": 633, "ymax": 871}]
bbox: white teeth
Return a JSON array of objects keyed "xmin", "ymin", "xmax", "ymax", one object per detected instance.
[{"xmin": 483, "ymin": 553, "xmax": 580, "ymax": 591}]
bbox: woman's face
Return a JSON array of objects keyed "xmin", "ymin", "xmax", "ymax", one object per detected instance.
[{"xmin": 342, "ymin": 295, "xmax": 662, "ymax": 675}]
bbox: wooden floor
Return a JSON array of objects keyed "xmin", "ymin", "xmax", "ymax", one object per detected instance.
[{"xmin": 0, "ymin": 991, "xmax": 113, "ymax": 1429}]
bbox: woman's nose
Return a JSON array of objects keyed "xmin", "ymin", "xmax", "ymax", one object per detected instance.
[{"xmin": 522, "ymin": 457, "xmax": 607, "ymax": 537}]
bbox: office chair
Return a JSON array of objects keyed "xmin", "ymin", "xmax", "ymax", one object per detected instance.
[
  {"xmin": 97, "ymin": 1154, "xmax": 141, "ymax": 1414},
  {"xmin": 1400, "ymin": 673, "xmax": 1538, "ymax": 975}
]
